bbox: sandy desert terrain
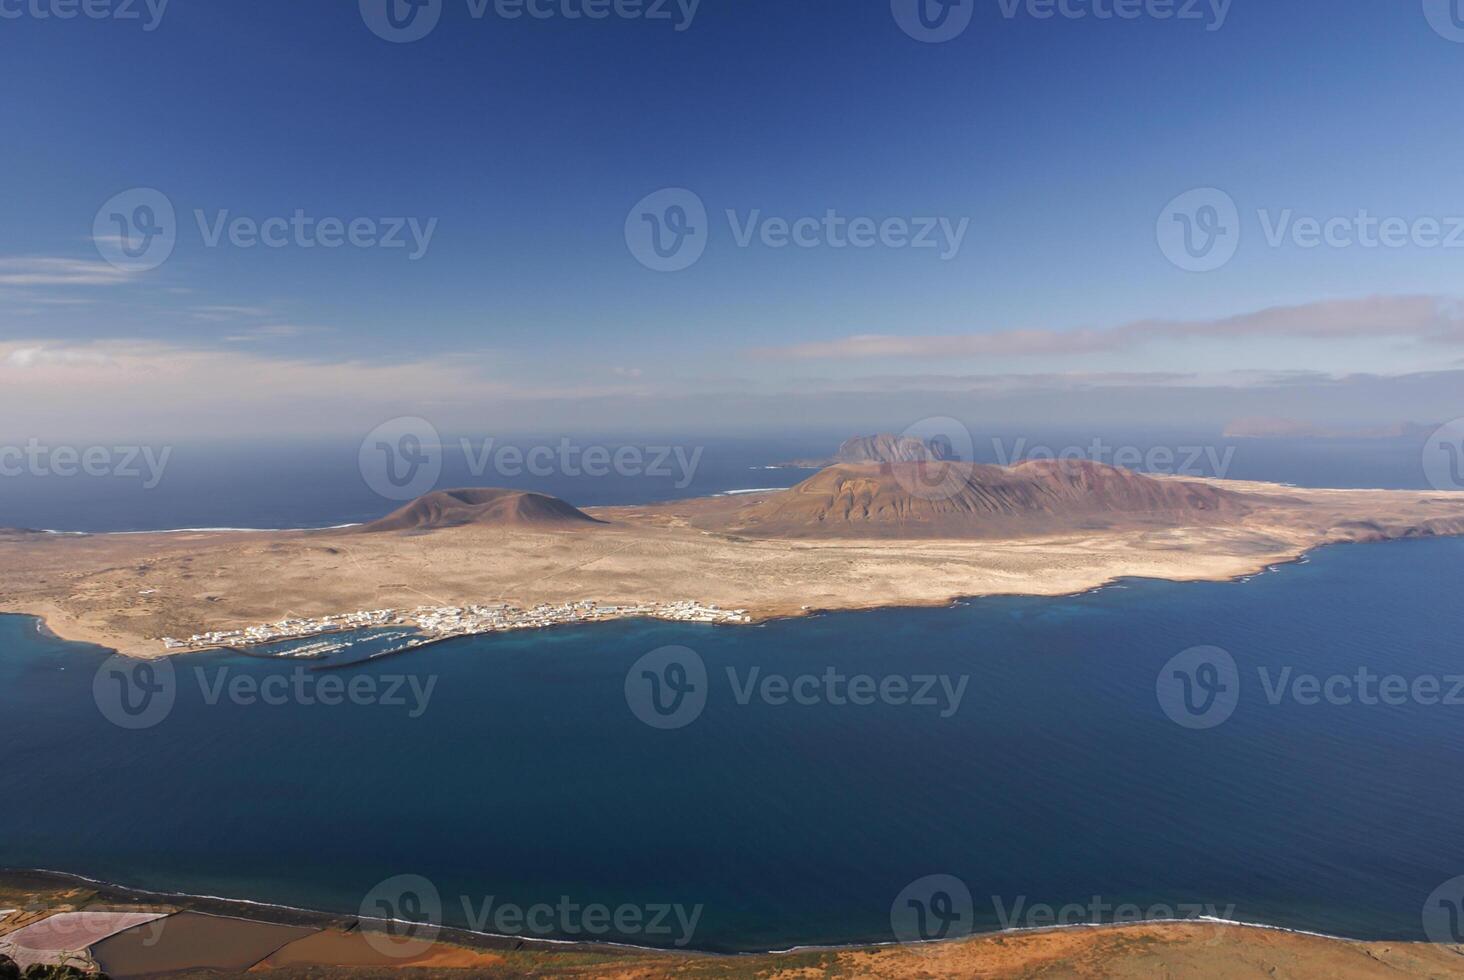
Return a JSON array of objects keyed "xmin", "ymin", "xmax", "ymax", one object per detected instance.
[{"xmin": 2, "ymin": 461, "xmax": 1463, "ymax": 658}]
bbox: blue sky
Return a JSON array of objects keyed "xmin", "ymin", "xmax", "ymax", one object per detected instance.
[{"xmin": 2, "ymin": 0, "xmax": 1463, "ymax": 438}]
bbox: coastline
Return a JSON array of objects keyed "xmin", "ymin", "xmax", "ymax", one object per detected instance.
[
  {"xmin": 7, "ymin": 868, "xmax": 1464, "ymax": 979},
  {"xmin": 3, "ymin": 536, "xmax": 1336, "ymax": 660},
  {"xmin": 0, "ymin": 866, "xmax": 1429, "ymax": 953},
  {"xmin": 0, "ymin": 530, "xmax": 1453, "ymax": 662}
]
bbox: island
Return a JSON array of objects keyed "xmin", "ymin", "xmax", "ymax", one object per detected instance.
[
  {"xmin": 1223, "ymin": 417, "xmax": 1434, "ymax": 440},
  {"xmin": 3, "ymin": 441, "xmax": 1464, "ymax": 659}
]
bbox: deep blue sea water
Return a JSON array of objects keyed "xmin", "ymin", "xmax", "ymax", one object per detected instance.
[{"xmin": 3, "ymin": 537, "xmax": 1463, "ymax": 951}]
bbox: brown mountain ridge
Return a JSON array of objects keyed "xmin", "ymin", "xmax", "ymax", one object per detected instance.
[
  {"xmin": 720, "ymin": 458, "xmax": 1250, "ymax": 538},
  {"xmin": 355, "ymin": 488, "xmax": 605, "ymax": 533}
]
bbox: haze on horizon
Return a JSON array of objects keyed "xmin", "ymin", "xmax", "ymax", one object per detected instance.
[{"xmin": 3, "ymin": 0, "xmax": 1464, "ymax": 442}]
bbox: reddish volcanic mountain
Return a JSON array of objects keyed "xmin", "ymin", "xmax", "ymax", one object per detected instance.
[
  {"xmin": 723, "ymin": 458, "xmax": 1250, "ymax": 537},
  {"xmin": 357, "ymin": 488, "xmax": 605, "ymax": 533}
]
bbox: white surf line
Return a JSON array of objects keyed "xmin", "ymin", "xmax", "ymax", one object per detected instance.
[
  {"xmin": 714, "ymin": 487, "xmax": 785, "ymax": 496},
  {"xmin": 10, "ymin": 869, "xmax": 1409, "ymax": 957},
  {"xmin": 766, "ymin": 915, "xmax": 1391, "ymax": 955},
  {"xmin": 40, "ymin": 524, "xmax": 363, "ymax": 536}
]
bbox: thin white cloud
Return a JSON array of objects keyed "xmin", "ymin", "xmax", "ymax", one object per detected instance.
[
  {"xmin": 0, "ymin": 257, "xmax": 135, "ymax": 287},
  {"xmin": 0, "ymin": 340, "xmax": 655, "ymax": 440},
  {"xmin": 751, "ymin": 295, "xmax": 1464, "ymax": 360},
  {"xmin": 190, "ymin": 305, "xmax": 274, "ymax": 321},
  {"xmin": 4, "ymin": 346, "xmax": 116, "ymax": 369},
  {"xmin": 223, "ymin": 324, "xmax": 330, "ymax": 342}
]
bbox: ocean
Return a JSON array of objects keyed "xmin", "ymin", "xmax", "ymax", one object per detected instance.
[{"xmin": 3, "ymin": 537, "xmax": 1463, "ymax": 952}]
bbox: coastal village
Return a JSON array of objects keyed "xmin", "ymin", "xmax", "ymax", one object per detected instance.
[{"xmin": 160, "ymin": 599, "xmax": 752, "ymax": 655}]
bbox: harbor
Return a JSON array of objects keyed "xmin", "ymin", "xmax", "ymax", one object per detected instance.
[{"xmin": 161, "ymin": 600, "xmax": 753, "ymax": 661}]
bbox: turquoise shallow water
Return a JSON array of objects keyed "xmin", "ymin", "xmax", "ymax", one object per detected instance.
[{"xmin": 2, "ymin": 537, "xmax": 1463, "ymax": 952}]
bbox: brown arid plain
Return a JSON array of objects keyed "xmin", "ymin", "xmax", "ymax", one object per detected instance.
[
  {"xmin": 6, "ymin": 874, "xmax": 1464, "ymax": 979},
  {"xmin": 1, "ymin": 457, "xmax": 1463, "ymax": 659}
]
